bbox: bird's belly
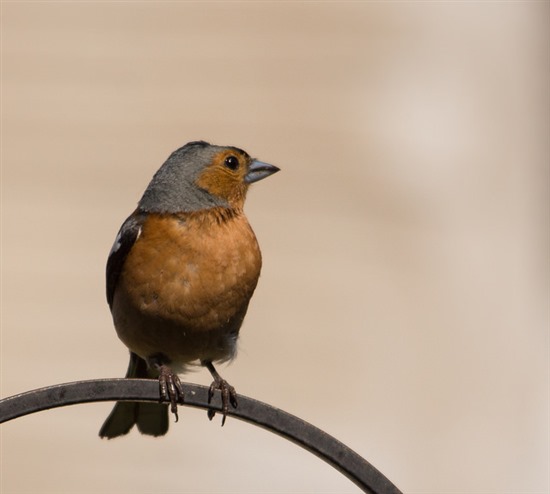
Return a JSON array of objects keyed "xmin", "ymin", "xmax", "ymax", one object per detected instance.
[{"xmin": 111, "ymin": 212, "xmax": 262, "ymax": 365}]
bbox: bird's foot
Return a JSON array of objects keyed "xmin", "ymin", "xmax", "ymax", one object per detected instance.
[
  {"xmin": 202, "ymin": 361, "xmax": 238, "ymax": 426},
  {"xmin": 207, "ymin": 378, "xmax": 238, "ymax": 426},
  {"xmin": 156, "ymin": 364, "xmax": 184, "ymax": 422}
]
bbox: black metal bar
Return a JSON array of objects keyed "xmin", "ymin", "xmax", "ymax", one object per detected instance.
[{"xmin": 0, "ymin": 379, "xmax": 402, "ymax": 494}]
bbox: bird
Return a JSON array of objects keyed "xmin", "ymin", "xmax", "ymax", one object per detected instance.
[{"xmin": 99, "ymin": 140, "xmax": 279, "ymax": 438}]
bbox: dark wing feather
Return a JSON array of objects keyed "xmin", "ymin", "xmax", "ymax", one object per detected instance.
[{"xmin": 106, "ymin": 212, "xmax": 146, "ymax": 308}]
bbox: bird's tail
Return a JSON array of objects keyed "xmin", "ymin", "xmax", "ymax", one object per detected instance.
[{"xmin": 99, "ymin": 352, "xmax": 169, "ymax": 439}]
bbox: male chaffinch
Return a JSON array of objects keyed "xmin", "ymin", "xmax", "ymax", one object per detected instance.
[{"xmin": 99, "ymin": 141, "xmax": 279, "ymax": 439}]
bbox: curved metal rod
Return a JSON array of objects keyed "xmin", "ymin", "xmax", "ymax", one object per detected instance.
[{"xmin": 0, "ymin": 379, "xmax": 402, "ymax": 494}]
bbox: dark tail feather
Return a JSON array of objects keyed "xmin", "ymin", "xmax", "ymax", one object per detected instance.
[
  {"xmin": 136, "ymin": 402, "xmax": 169, "ymax": 436},
  {"xmin": 98, "ymin": 401, "xmax": 140, "ymax": 438},
  {"xmin": 99, "ymin": 352, "xmax": 169, "ymax": 439}
]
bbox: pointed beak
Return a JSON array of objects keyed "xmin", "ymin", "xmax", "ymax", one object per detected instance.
[{"xmin": 244, "ymin": 160, "xmax": 280, "ymax": 184}]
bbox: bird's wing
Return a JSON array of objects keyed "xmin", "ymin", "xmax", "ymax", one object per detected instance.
[{"xmin": 106, "ymin": 212, "xmax": 146, "ymax": 308}]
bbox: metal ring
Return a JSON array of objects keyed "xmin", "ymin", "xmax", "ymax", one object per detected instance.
[{"xmin": 0, "ymin": 379, "xmax": 402, "ymax": 494}]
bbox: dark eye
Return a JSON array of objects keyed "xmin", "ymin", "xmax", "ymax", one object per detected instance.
[{"xmin": 224, "ymin": 155, "xmax": 240, "ymax": 171}]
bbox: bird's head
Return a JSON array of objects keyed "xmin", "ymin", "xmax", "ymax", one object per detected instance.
[{"xmin": 138, "ymin": 141, "xmax": 280, "ymax": 213}]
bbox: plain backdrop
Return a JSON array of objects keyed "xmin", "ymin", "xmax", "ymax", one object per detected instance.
[{"xmin": 1, "ymin": 2, "xmax": 548, "ymax": 493}]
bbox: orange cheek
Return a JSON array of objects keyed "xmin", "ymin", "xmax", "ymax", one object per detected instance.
[{"xmin": 195, "ymin": 166, "xmax": 247, "ymax": 209}]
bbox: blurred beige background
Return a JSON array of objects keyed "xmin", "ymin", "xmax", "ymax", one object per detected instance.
[{"xmin": 1, "ymin": 2, "xmax": 548, "ymax": 493}]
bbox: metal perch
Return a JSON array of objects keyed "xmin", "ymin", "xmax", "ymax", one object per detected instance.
[{"xmin": 0, "ymin": 379, "xmax": 402, "ymax": 494}]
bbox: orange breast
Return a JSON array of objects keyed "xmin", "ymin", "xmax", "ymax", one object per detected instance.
[{"xmin": 111, "ymin": 210, "xmax": 262, "ymax": 363}]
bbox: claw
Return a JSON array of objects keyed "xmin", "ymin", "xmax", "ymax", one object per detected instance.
[
  {"xmin": 203, "ymin": 361, "xmax": 238, "ymax": 426},
  {"xmin": 157, "ymin": 364, "xmax": 184, "ymax": 422},
  {"xmin": 208, "ymin": 379, "xmax": 237, "ymax": 426}
]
